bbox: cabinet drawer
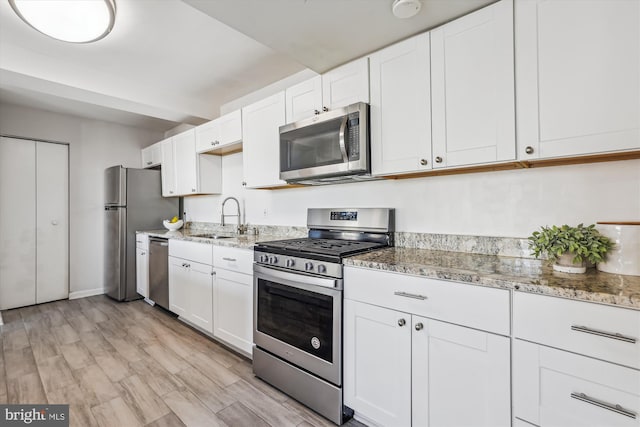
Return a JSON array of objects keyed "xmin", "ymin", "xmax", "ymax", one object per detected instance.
[
  {"xmin": 514, "ymin": 292, "xmax": 640, "ymax": 369},
  {"xmin": 514, "ymin": 340, "xmax": 640, "ymax": 427},
  {"xmin": 344, "ymin": 267, "xmax": 510, "ymax": 335},
  {"xmin": 213, "ymin": 247, "xmax": 253, "ymax": 274},
  {"xmin": 169, "ymin": 240, "xmax": 213, "ymax": 265}
]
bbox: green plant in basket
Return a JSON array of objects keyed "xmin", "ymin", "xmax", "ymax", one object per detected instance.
[{"xmin": 528, "ymin": 224, "xmax": 613, "ymax": 273}]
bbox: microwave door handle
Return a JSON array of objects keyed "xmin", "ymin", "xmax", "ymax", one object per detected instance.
[{"xmin": 338, "ymin": 116, "xmax": 349, "ymax": 162}]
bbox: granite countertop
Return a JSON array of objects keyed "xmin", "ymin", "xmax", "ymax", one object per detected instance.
[
  {"xmin": 344, "ymin": 247, "xmax": 640, "ymax": 310},
  {"xmin": 139, "ymin": 229, "xmax": 292, "ymax": 250}
]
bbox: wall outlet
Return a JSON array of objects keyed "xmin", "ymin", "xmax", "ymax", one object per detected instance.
[{"xmin": 263, "ymin": 208, "xmax": 268, "ymax": 218}]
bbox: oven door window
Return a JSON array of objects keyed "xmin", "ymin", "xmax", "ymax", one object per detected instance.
[{"xmin": 257, "ymin": 278, "xmax": 333, "ymax": 363}]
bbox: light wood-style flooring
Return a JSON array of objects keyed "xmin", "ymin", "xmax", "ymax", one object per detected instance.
[{"xmin": 0, "ymin": 295, "xmax": 364, "ymax": 427}]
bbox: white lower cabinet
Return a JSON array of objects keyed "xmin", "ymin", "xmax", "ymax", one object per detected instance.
[
  {"xmin": 168, "ymin": 241, "xmax": 214, "ymax": 333},
  {"xmin": 514, "ymin": 340, "xmax": 640, "ymax": 427},
  {"xmin": 168, "ymin": 256, "xmax": 213, "ymax": 333},
  {"xmin": 344, "ymin": 298, "xmax": 511, "ymax": 427},
  {"xmin": 213, "ymin": 247, "xmax": 254, "ymax": 356},
  {"xmin": 135, "ymin": 233, "xmax": 149, "ymax": 298}
]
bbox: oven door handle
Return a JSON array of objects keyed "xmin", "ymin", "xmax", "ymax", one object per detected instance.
[{"xmin": 254, "ymin": 264, "xmax": 339, "ymax": 290}]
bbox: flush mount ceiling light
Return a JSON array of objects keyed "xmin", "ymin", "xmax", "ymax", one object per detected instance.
[
  {"xmin": 9, "ymin": 0, "xmax": 116, "ymax": 43},
  {"xmin": 392, "ymin": 0, "xmax": 422, "ymax": 19}
]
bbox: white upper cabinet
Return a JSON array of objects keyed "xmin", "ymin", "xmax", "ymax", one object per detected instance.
[
  {"xmin": 516, "ymin": 0, "xmax": 640, "ymax": 160},
  {"xmin": 285, "ymin": 76, "xmax": 323, "ymax": 123},
  {"xmin": 370, "ymin": 33, "xmax": 432, "ymax": 176},
  {"xmin": 162, "ymin": 130, "xmax": 222, "ymax": 197},
  {"xmin": 141, "ymin": 141, "xmax": 162, "ymax": 168},
  {"xmin": 173, "ymin": 129, "xmax": 199, "ymax": 195},
  {"xmin": 195, "ymin": 109, "xmax": 242, "ymax": 154},
  {"xmin": 242, "ymin": 91, "xmax": 287, "ymax": 188},
  {"xmin": 160, "ymin": 137, "xmax": 176, "ymax": 197},
  {"xmin": 431, "ymin": 0, "xmax": 515, "ymax": 168},
  {"xmin": 285, "ymin": 58, "xmax": 369, "ymax": 124},
  {"xmin": 322, "ymin": 57, "xmax": 370, "ymax": 111}
]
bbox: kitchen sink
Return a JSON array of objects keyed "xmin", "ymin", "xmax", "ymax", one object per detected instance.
[{"xmin": 192, "ymin": 233, "xmax": 234, "ymax": 239}]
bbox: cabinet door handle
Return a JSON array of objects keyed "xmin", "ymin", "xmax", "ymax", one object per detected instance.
[
  {"xmin": 211, "ymin": 271, "xmax": 216, "ymax": 276},
  {"xmin": 571, "ymin": 325, "xmax": 637, "ymax": 344},
  {"xmin": 141, "ymin": 252, "xmax": 146, "ymax": 256},
  {"xmin": 571, "ymin": 392, "xmax": 637, "ymax": 419},
  {"xmin": 394, "ymin": 291, "xmax": 428, "ymax": 300},
  {"xmin": 397, "ymin": 318, "xmax": 406, "ymax": 327},
  {"xmin": 435, "ymin": 156, "xmax": 443, "ymax": 163},
  {"xmin": 146, "ymin": 161, "xmax": 152, "ymax": 165},
  {"xmin": 222, "ymin": 257, "xmax": 237, "ymax": 262},
  {"xmin": 415, "ymin": 322, "xmax": 424, "ymax": 331}
]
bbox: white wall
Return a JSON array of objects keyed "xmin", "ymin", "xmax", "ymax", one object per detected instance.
[
  {"xmin": 184, "ymin": 152, "xmax": 640, "ymax": 238},
  {"xmin": 0, "ymin": 103, "xmax": 163, "ymax": 297}
]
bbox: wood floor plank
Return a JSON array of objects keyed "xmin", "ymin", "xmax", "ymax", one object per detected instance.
[
  {"xmin": 4, "ymin": 347, "xmax": 38, "ymax": 380},
  {"xmin": 91, "ymin": 396, "xmax": 144, "ymax": 427},
  {"xmin": 66, "ymin": 314, "xmax": 98, "ymax": 334},
  {"xmin": 95, "ymin": 318, "xmax": 128, "ymax": 339},
  {"xmin": 129, "ymin": 359, "xmax": 184, "ymax": 398},
  {"xmin": 127, "ymin": 325, "xmax": 158, "ymax": 346},
  {"xmin": 118, "ymin": 374, "xmax": 171, "ymax": 424},
  {"xmin": 0, "ymin": 351, "xmax": 7, "ymax": 402},
  {"xmin": 93, "ymin": 351, "xmax": 131, "ymax": 383},
  {"xmin": 103, "ymin": 336, "xmax": 145, "ymax": 363},
  {"xmin": 217, "ymin": 401, "xmax": 271, "ymax": 427},
  {"xmin": 175, "ymin": 367, "xmax": 236, "ymax": 413},
  {"xmin": 79, "ymin": 331, "xmax": 116, "ymax": 356},
  {"xmin": 72, "ymin": 364, "xmax": 120, "ymax": 407},
  {"xmin": 225, "ymin": 379, "xmax": 304, "ymax": 427},
  {"xmin": 144, "ymin": 411, "xmax": 187, "ymax": 427},
  {"xmin": 162, "ymin": 389, "xmax": 224, "ymax": 427},
  {"xmin": 45, "ymin": 310, "xmax": 68, "ymax": 328},
  {"xmin": 37, "ymin": 355, "xmax": 76, "ymax": 394},
  {"xmin": 47, "ymin": 383, "xmax": 98, "ymax": 427},
  {"xmin": 184, "ymin": 351, "xmax": 240, "ymax": 388},
  {"xmin": 28, "ymin": 327, "xmax": 61, "ymax": 362},
  {"xmin": 59, "ymin": 342, "xmax": 94, "ymax": 371},
  {"xmin": 2, "ymin": 327, "xmax": 30, "ymax": 351},
  {"xmin": 6, "ymin": 372, "xmax": 47, "ymax": 404},
  {"xmin": 52, "ymin": 323, "xmax": 81, "ymax": 345},
  {"xmin": 82, "ymin": 308, "xmax": 109, "ymax": 323},
  {"xmin": 143, "ymin": 344, "xmax": 190, "ymax": 375}
]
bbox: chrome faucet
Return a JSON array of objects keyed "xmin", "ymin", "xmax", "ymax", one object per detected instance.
[{"xmin": 221, "ymin": 197, "xmax": 247, "ymax": 234}]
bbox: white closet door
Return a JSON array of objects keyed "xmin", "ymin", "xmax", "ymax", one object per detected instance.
[
  {"xmin": 36, "ymin": 142, "xmax": 69, "ymax": 304},
  {"xmin": 0, "ymin": 137, "xmax": 36, "ymax": 310}
]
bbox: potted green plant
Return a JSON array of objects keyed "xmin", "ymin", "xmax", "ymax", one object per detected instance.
[{"xmin": 528, "ymin": 224, "xmax": 613, "ymax": 274}]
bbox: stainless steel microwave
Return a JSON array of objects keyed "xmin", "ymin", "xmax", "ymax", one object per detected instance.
[{"xmin": 279, "ymin": 102, "xmax": 370, "ymax": 185}]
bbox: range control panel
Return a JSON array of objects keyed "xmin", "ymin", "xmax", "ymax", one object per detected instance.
[{"xmin": 330, "ymin": 211, "xmax": 358, "ymax": 221}]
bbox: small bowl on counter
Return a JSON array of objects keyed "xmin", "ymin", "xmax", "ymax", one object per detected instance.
[{"xmin": 163, "ymin": 219, "xmax": 184, "ymax": 231}]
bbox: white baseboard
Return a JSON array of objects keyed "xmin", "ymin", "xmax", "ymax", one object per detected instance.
[{"xmin": 69, "ymin": 288, "xmax": 105, "ymax": 300}]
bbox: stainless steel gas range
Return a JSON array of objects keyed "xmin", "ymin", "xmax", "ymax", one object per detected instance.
[{"xmin": 253, "ymin": 208, "xmax": 395, "ymax": 425}]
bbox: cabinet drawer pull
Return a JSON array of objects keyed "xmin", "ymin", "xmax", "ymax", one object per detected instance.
[
  {"xmin": 571, "ymin": 325, "xmax": 637, "ymax": 344},
  {"xmin": 394, "ymin": 291, "xmax": 428, "ymax": 300},
  {"xmin": 571, "ymin": 392, "xmax": 637, "ymax": 419},
  {"xmin": 222, "ymin": 257, "xmax": 237, "ymax": 262}
]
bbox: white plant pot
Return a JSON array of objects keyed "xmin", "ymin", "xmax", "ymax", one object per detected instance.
[
  {"xmin": 553, "ymin": 252, "xmax": 586, "ymax": 274},
  {"xmin": 596, "ymin": 222, "xmax": 640, "ymax": 276}
]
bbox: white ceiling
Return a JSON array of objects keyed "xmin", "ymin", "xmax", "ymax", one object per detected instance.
[{"xmin": 0, "ymin": 0, "xmax": 495, "ymax": 133}]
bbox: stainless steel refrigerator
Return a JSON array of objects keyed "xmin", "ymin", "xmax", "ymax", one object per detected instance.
[{"xmin": 104, "ymin": 166, "xmax": 178, "ymax": 301}]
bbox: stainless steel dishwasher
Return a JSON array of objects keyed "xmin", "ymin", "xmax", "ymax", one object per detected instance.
[{"xmin": 148, "ymin": 237, "xmax": 169, "ymax": 310}]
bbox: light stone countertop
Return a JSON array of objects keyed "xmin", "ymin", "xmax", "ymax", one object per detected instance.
[
  {"xmin": 344, "ymin": 247, "xmax": 640, "ymax": 310},
  {"xmin": 140, "ymin": 229, "xmax": 294, "ymax": 250}
]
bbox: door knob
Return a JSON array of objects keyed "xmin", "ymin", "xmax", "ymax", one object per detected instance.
[
  {"xmin": 435, "ymin": 156, "xmax": 443, "ymax": 163},
  {"xmin": 322, "ymin": 106, "xmax": 329, "ymax": 112},
  {"xmin": 398, "ymin": 318, "xmax": 406, "ymax": 327},
  {"xmin": 420, "ymin": 159, "xmax": 428, "ymax": 166},
  {"xmin": 415, "ymin": 322, "xmax": 424, "ymax": 331},
  {"xmin": 525, "ymin": 146, "xmax": 534, "ymax": 155}
]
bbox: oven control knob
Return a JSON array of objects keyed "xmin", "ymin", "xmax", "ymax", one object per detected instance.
[
  {"xmin": 259, "ymin": 255, "xmax": 268, "ymax": 263},
  {"xmin": 269, "ymin": 256, "xmax": 278, "ymax": 264},
  {"xmin": 317, "ymin": 264, "xmax": 327, "ymax": 274},
  {"xmin": 305, "ymin": 262, "xmax": 314, "ymax": 271},
  {"xmin": 286, "ymin": 259, "xmax": 295, "ymax": 267}
]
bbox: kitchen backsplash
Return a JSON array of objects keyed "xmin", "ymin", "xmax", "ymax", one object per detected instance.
[{"xmin": 186, "ymin": 222, "xmax": 533, "ymax": 258}]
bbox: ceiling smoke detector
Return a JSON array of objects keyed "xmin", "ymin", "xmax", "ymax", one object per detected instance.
[{"xmin": 392, "ymin": 0, "xmax": 422, "ymax": 19}]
